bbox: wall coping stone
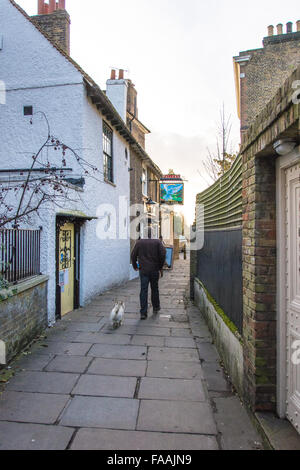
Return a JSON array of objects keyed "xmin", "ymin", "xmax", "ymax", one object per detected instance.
[
  {"xmin": 195, "ymin": 277, "xmax": 243, "ymax": 343},
  {"xmin": 0, "ymin": 275, "xmax": 49, "ymax": 301}
]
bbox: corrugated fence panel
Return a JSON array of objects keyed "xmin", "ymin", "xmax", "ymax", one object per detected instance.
[
  {"xmin": 197, "ymin": 154, "xmax": 242, "ymax": 230},
  {"xmin": 195, "ymin": 154, "xmax": 243, "ymax": 333}
]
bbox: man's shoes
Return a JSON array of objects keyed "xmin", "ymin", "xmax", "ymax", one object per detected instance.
[
  {"xmin": 141, "ymin": 313, "xmax": 148, "ymax": 320},
  {"xmin": 153, "ymin": 308, "xmax": 161, "ymax": 314}
]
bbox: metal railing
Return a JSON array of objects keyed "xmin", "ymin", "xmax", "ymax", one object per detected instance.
[{"xmin": 0, "ymin": 229, "xmax": 41, "ymax": 284}]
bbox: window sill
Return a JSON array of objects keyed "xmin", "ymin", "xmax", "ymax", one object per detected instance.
[{"xmin": 104, "ymin": 179, "xmax": 116, "ymax": 188}]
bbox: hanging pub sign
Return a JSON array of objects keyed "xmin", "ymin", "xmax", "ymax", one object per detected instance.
[{"xmin": 160, "ymin": 171, "xmax": 184, "ymax": 205}]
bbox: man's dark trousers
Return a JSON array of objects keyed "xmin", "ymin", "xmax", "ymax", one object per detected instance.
[{"xmin": 140, "ymin": 271, "xmax": 160, "ymax": 315}]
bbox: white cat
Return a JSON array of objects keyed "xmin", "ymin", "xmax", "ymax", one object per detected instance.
[{"xmin": 109, "ymin": 301, "xmax": 125, "ymax": 329}]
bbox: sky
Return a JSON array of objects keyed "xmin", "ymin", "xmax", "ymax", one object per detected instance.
[{"xmin": 17, "ymin": 0, "xmax": 300, "ymax": 224}]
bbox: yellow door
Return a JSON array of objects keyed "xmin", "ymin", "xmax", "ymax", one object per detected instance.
[{"xmin": 59, "ymin": 223, "xmax": 75, "ymax": 316}]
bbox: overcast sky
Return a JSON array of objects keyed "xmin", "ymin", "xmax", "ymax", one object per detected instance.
[{"xmin": 17, "ymin": 0, "xmax": 300, "ymax": 223}]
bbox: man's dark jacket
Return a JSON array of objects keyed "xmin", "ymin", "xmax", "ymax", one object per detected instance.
[{"xmin": 131, "ymin": 239, "xmax": 166, "ymax": 275}]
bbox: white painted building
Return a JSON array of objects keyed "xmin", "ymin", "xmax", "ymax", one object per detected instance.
[{"xmin": 0, "ymin": 0, "xmax": 145, "ymax": 324}]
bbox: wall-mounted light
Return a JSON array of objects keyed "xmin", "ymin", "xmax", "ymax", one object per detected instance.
[
  {"xmin": 273, "ymin": 138, "xmax": 297, "ymax": 156},
  {"xmin": 146, "ymin": 198, "xmax": 156, "ymax": 206}
]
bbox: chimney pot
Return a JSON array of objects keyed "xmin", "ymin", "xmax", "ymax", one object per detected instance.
[
  {"xmin": 268, "ymin": 25, "xmax": 274, "ymax": 36},
  {"xmin": 119, "ymin": 69, "xmax": 124, "ymax": 80},
  {"xmin": 49, "ymin": 0, "xmax": 56, "ymax": 13},
  {"xmin": 276, "ymin": 23, "xmax": 283, "ymax": 35},
  {"xmin": 111, "ymin": 69, "xmax": 116, "ymax": 80},
  {"xmin": 286, "ymin": 22, "xmax": 293, "ymax": 33},
  {"xmin": 297, "ymin": 20, "xmax": 300, "ymax": 32},
  {"xmin": 38, "ymin": 0, "xmax": 44, "ymax": 14}
]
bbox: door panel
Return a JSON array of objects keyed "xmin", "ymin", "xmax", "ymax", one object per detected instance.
[
  {"xmin": 286, "ymin": 164, "xmax": 300, "ymax": 433},
  {"xmin": 59, "ymin": 223, "xmax": 75, "ymax": 316}
]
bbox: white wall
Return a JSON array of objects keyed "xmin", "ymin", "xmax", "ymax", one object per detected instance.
[
  {"xmin": 0, "ymin": 0, "xmax": 82, "ymax": 90},
  {"xmin": 106, "ymin": 79, "xmax": 128, "ymax": 121},
  {"xmin": 0, "ymin": 0, "xmax": 131, "ymax": 324},
  {"xmin": 80, "ymin": 96, "xmax": 130, "ymax": 304}
]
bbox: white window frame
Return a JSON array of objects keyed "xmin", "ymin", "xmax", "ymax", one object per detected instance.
[{"xmin": 142, "ymin": 167, "xmax": 148, "ymax": 197}]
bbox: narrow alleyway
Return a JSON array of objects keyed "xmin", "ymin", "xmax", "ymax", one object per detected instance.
[{"xmin": 0, "ymin": 258, "xmax": 264, "ymax": 450}]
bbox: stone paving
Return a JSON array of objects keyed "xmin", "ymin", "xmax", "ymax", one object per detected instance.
[{"xmin": 0, "ymin": 258, "xmax": 264, "ymax": 450}]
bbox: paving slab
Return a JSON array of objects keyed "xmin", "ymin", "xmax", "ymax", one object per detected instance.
[
  {"xmin": 14, "ymin": 353, "xmax": 55, "ymax": 372},
  {"xmin": 88, "ymin": 344, "xmax": 147, "ymax": 360},
  {"xmin": 130, "ymin": 335, "xmax": 164, "ymax": 347},
  {"xmin": 5, "ymin": 371, "xmax": 79, "ymax": 395},
  {"xmin": 62, "ymin": 322, "xmax": 104, "ymax": 332},
  {"xmin": 101, "ymin": 325, "xmax": 138, "ymax": 335},
  {"xmin": 87, "ymin": 358, "xmax": 147, "ymax": 377},
  {"xmin": 121, "ymin": 319, "xmax": 141, "ymax": 326},
  {"xmin": 255, "ymin": 411, "xmax": 300, "ymax": 450},
  {"xmin": 193, "ymin": 327, "xmax": 212, "ymax": 339},
  {"xmin": 201, "ymin": 363, "xmax": 231, "ymax": 392},
  {"xmin": 70, "ymin": 428, "xmax": 219, "ymax": 450},
  {"xmin": 165, "ymin": 337, "xmax": 196, "ymax": 348},
  {"xmin": 171, "ymin": 328, "xmax": 193, "ymax": 337},
  {"xmin": 61, "ymin": 314, "xmax": 103, "ymax": 324},
  {"xmin": 146, "ymin": 360, "xmax": 203, "ymax": 379},
  {"xmin": 44, "ymin": 330, "xmax": 80, "ymax": 342},
  {"xmin": 137, "ymin": 400, "xmax": 217, "ymax": 435},
  {"xmin": 138, "ymin": 377, "xmax": 206, "ymax": 402},
  {"xmin": 134, "ymin": 327, "xmax": 171, "ymax": 337},
  {"xmin": 0, "ymin": 391, "xmax": 70, "ymax": 424},
  {"xmin": 196, "ymin": 342, "xmax": 220, "ymax": 363},
  {"xmin": 33, "ymin": 342, "xmax": 92, "ymax": 356},
  {"xmin": 163, "ymin": 322, "xmax": 190, "ymax": 329},
  {"xmin": 148, "ymin": 347, "xmax": 199, "ymax": 362},
  {"xmin": 60, "ymin": 396, "xmax": 139, "ymax": 430},
  {"xmin": 0, "ymin": 421, "xmax": 74, "ymax": 450},
  {"xmin": 214, "ymin": 397, "xmax": 264, "ymax": 450},
  {"xmin": 74, "ymin": 332, "xmax": 132, "ymax": 345},
  {"xmin": 45, "ymin": 356, "xmax": 93, "ymax": 374},
  {"xmin": 72, "ymin": 375, "xmax": 137, "ymax": 398}
]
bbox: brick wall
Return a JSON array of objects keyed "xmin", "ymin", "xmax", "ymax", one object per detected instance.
[
  {"xmin": 130, "ymin": 148, "xmax": 144, "ymax": 253},
  {"xmin": 127, "ymin": 81, "xmax": 138, "ymax": 118},
  {"xmin": 31, "ymin": 10, "xmax": 70, "ymax": 55},
  {"xmin": 242, "ymin": 150, "xmax": 277, "ymax": 410},
  {"xmin": 129, "ymin": 149, "xmax": 161, "ymax": 253},
  {"xmin": 0, "ymin": 277, "xmax": 48, "ymax": 365},
  {"xmin": 131, "ymin": 121, "xmax": 145, "ymax": 149},
  {"xmin": 237, "ymin": 31, "xmax": 300, "ymax": 136}
]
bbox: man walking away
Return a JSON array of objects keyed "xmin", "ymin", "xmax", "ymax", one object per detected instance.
[{"xmin": 131, "ymin": 231, "xmax": 166, "ymax": 320}]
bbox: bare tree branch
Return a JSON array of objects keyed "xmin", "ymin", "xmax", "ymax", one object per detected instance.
[
  {"xmin": 199, "ymin": 104, "xmax": 237, "ymax": 183},
  {"xmin": 0, "ymin": 111, "xmax": 104, "ymax": 228}
]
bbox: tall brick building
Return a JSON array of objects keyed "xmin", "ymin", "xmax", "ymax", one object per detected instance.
[
  {"xmin": 193, "ymin": 22, "xmax": 300, "ymax": 437},
  {"xmin": 234, "ymin": 21, "xmax": 300, "ymax": 139}
]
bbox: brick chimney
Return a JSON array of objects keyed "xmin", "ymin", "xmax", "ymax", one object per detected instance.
[{"xmin": 31, "ymin": 0, "xmax": 70, "ymax": 55}]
